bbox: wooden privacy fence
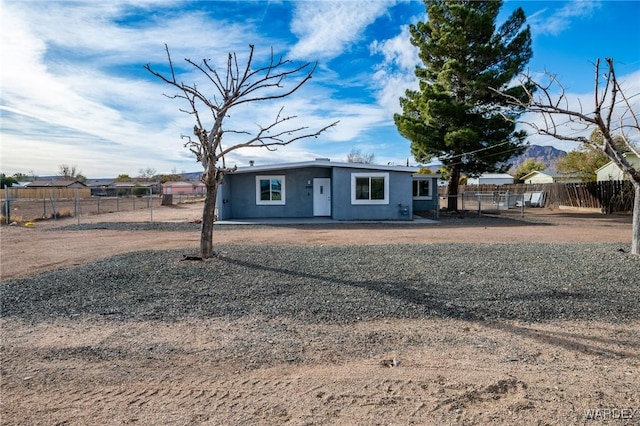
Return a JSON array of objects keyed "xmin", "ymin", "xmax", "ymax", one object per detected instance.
[
  {"xmin": 439, "ymin": 181, "xmax": 634, "ymax": 213},
  {"xmin": 3, "ymin": 187, "xmax": 91, "ymax": 199},
  {"xmin": 593, "ymin": 180, "xmax": 636, "ymax": 214}
]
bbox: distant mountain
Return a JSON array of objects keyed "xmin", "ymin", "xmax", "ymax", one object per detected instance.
[
  {"xmin": 508, "ymin": 145, "xmax": 567, "ymax": 174},
  {"xmin": 181, "ymin": 172, "xmax": 202, "ymax": 181}
]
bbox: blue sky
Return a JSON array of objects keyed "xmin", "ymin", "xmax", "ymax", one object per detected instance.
[{"xmin": 1, "ymin": 0, "xmax": 639, "ymax": 178}]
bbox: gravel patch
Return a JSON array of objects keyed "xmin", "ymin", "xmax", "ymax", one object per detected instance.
[{"xmin": 2, "ymin": 243, "xmax": 638, "ymax": 324}]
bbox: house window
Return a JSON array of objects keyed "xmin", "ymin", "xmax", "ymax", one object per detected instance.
[
  {"xmin": 413, "ymin": 178, "xmax": 432, "ymax": 199},
  {"xmin": 256, "ymin": 175, "xmax": 285, "ymax": 205},
  {"xmin": 351, "ymin": 172, "xmax": 389, "ymax": 204}
]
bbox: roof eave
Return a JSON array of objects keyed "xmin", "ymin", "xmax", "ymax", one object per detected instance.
[{"xmin": 232, "ymin": 160, "xmax": 421, "ymax": 174}]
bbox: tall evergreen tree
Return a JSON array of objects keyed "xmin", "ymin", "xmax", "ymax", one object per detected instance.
[{"xmin": 394, "ymin": 0, "xmax": 534, "ymax": 210}]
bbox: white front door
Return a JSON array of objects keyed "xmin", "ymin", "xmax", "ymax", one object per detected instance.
[{"xmin": 313, "ymin": 178, "xmax": 331, "ymax": 216}]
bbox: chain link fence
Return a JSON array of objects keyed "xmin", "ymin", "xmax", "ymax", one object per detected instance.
[
  {"xmin": 1, "ymin": 187, "xmax": 165, "ymax": 224},
  {"xmin": 440, "ymin": 191, "xmax": 528, "ymax": 217}
]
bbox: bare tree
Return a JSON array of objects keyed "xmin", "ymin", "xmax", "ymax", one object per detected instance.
[
  {"xmin": 346, "ymin": 148, "xmax": 375, "ymax": 164},
  {"xmin": 145, "ymin": 45, "xmax": 338, "ymax": 258},
  {"xmin": 58, "ymin": 164, "xmax": 86, "ymax": 183},
  {"xmin": 499, "ymin": 58, "xmax": 640, "ymax": 254},
  {"xmin": 138, "ymin": 167, "xmax": 157, "ymax": 181}
]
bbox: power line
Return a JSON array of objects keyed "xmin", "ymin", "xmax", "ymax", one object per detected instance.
[{"xmin": 430, "ymin": 90, "xmax": 640, "ymax": 163}]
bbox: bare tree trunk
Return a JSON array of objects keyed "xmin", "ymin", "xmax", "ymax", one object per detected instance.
[
  {"xmin": 632, "ymin": 183, "xmax": 640, "ymax": 255},
  {"xmin": 200, "ymin": 183, "xmax": 218, "ymax": 259},
  {"xmin": 447, "ymin": 166, "xmax": 461, "ymax": 211}
]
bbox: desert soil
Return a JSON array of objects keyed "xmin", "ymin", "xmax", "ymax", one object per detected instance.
[{"xmin": 1, "ymin": 203, "xmax": 638, "ymax": 425}]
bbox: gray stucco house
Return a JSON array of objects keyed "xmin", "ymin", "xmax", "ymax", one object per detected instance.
[{"xmin": 217, "ymin": 159, "xmax": 439, "ymax": 221}]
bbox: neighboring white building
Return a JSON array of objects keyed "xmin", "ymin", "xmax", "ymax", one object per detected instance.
[
  {"xmin": 520, "ymin": 171, "xmax": 582, "ymax": 184},
  {"xmin": 595, "ymin": 154, "xmax": 640, "ymax": 182},
  {"xmin": 466, "ymin": 173, "xmax": 514, "ymax": 185}
]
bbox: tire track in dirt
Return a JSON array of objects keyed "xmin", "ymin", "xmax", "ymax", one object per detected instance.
[{"xmin": 3, "ymin": 375, "xmax": 532, "ymax": 424}]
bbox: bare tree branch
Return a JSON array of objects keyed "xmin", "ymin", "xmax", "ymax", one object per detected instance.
[
  {"xmin": 493, "ymin": 58, "xmax": 640, "ymax": 254},
  {"xmin": 145, "ymin": 44, "xmax": 339, "ymax": 258}
]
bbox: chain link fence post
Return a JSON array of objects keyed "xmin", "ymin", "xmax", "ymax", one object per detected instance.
[
  {"xmin": 149, "ymin": 187, "xmax": 153, "ymax": 223},
  {"xmin": 75, "ymin": 189, "xmax": 80, "ymax": 225},
  {"xmin": 3, "ymin": 187, "xmax": 10, "ymax": 224}
]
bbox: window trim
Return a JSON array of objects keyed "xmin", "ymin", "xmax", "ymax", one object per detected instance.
[
  {"xmin": 255, "ymin": 175, "xmax": 286, "ymax": 205},
  {"xmin": 412, "ymin": 177, "xmax": 433, "ymax": 200},
  {"xmin": 351, "ymin": 172, "xmax": 389, "ymax": 205}
]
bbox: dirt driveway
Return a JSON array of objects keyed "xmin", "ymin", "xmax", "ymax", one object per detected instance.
[{"xmin": 1, "ymin": 204, "xmax": 638, "ymax": 425}]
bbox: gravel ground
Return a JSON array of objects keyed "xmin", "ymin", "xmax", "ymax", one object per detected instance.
[
  {"xmin": 3, "ymin": 238, "xmax": 638, "ymax": 326},
  {"xmin": 2, "ymin": 221, "xmax": 639, "ymax": 424}
]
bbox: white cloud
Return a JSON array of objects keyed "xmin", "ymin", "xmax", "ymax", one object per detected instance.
[
  {"xmin": 0, "ymin": 1, "xmax": 418, "ymax": 176},
  {"xmin": 370, "ymin": 25, "xmax": 418, "ymax": 72},
  {"xmin": 370, "ymin": 24, "xmax": 420, "ymax": 115},
  {"xmin": 0, "ymin": 1, "xmax": 282, "ymax": 176},
  {"xmin": 288, "ymin": 0, "xmax": 398, "ymax": 60},
  {"xmin": 528, "ymin": 0, "xmax": 602, "ymax": 36}
]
